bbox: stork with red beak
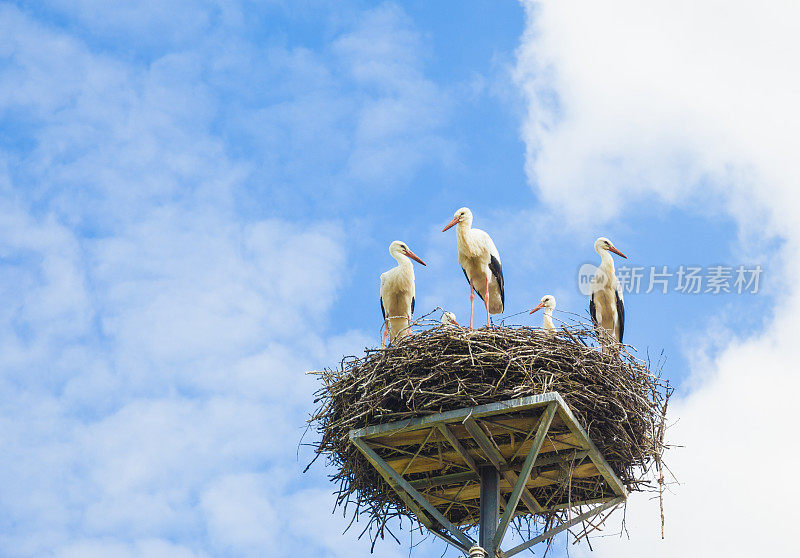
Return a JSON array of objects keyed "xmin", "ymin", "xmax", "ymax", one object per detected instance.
[
  {"xmin": 442, "ymin": 207, "xmax": 504, "ymax": 328},
  {"xmin": 530, "ymin": 294, "xmax": 556, "ymax": 332},
  {"xmin": 380, "ymin": 240, "xmax": 426, "ymax": 346},
  {"xmin": 440, "ymin": 311, "xmax": 459, "ymax": 327},
  {"xmin": 589, "ymin": 237, "xmax": 627, "ymax": 344}
]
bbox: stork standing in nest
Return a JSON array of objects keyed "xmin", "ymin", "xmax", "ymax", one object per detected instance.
[
  {"xmin": 589, "ymin": 237, "xmax": 627, "ymax": 345},
  {"xmin": 442, "ymin": 207, "xmax": 504, "ymax": 328},
  {"xmin": 380, "ymin": 240, "xmax": 426, "ymax": 346},
  {"xmin": 530, "ymin": 294, "xmax": 556, "ymax": 332}
]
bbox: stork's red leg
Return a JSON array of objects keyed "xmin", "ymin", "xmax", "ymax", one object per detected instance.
[
  {"xmin": 382, "ymin": 321, "xmax": 388, "ymax": 348},
  {"xmin": 485, "ymin": 275, "xmax": 491, "ymax": 328},
  {"xmin": 469, "ymin": 279, "xmax": 475, "ymax": 329}
]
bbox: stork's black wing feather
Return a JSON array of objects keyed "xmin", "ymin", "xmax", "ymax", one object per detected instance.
[
  {"xmin": 616, "ymin": 290, "xmax": 625, "ymax": 343},
  {"xmin": 489, "ymin": 255, "xmax": 505, "ymax": 309},
  {"xmin": 589, "ymin": 293, "xmax": 598, "ymax": 329},
  {"xmin": 380, "ymin": 297, "xmax": 386, "ymax": 320},
  {"xmin": 411, "ymin": 296, "xmax": 415, "ymax": 315}
]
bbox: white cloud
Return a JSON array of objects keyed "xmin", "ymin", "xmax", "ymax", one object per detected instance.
[
  {"xmin": 200, "ymin": 474, "xmax": 279, "ymax": 553},
  {"xmin": 515, "ymin": 0, "xmax": 800, "ymax": 229},
  {"xmin": 40, "ymin": 0, "xmax": 220, "ymax": 50},
  {"xmin": 515, "ymin": 1, "xmax": 800, "ymax": 555},
  {"xmin": 56, "ymin": 538, "xmax": 206, "ymax": 558},
  {"xmin": 333, "ymin": 2, "xmax": 455, "ymax": 183},
  {"xmin": 0, "ymin": 2, "xmax": 450, "ymax": 556}
]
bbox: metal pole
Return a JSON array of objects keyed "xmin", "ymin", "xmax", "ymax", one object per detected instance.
[{"xmin": 479, "ymin": 466, "xmax": 499, "ymax": 556}]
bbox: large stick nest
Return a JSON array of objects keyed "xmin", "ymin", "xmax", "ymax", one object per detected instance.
[{"xmin": 307, "ymin": 323, "xmax": 671, "ymax": 547}]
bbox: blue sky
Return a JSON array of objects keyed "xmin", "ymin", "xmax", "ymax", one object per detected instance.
[{"xmin": 1, "ymin": 1, "xmax": 798, "ymax": 557}]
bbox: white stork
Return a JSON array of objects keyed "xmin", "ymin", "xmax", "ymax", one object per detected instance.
[
  {"xmin": 440, "ymin": 311, "xmax": 459, "ymax": 326},
  {"xmin": 380, "ymin": 240, "xmax": 426, "ymax": 346},
  {"xmin": 589, "ymin": 237, "xmax": 627, "ymax": 345},
  {"xmin": 442, "ymin": 207, "xmax": 504, "ymax": 328},
  {"xmin": 529, "ymin": 294, "xmax": 556, "ymax": 331}
]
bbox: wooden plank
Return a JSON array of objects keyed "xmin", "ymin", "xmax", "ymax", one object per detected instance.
[
  {"xmin": 382, "ymin": 432, "xmax": 584, "ymax": 475},
  {"xmin": 409, "ymin": 471, "xmax": 478, "ymax": 489},
  {"xmin": 482, "ymin": 414, "xmax": 565, "ymax": 436},
  {"xmin": 369, "ymin": 414, "xmax": 566, "ymax": 449},
  {"xmin": 400, "ymin": 428, "xmax": 435, "ymax": 476},
  {"xmin": 368, "ymin": 440, "xmax": 467, "ymax": 471},
  {"xmin": 425, "ymin": 462, "xmax": 601, "ymax": 503},
  {"xmin": 530, "ymin": 450, "xmax": 589, "ymax": 469}
]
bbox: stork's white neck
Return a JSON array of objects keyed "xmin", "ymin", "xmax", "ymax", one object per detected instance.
[
  {"xmin": 455, "ymin": 220, "xmax": 475, "ymax": 255},
  {"xmin": 393, "ymin": 253, "xmax": 414, "ymax": 270},
  {"xmin": 543, "ymin": 307, "xmax": 555, "ymax": 330},
  {"xmin": 598, "ymin": 249, "xmax": 615, "ymax": 274}
]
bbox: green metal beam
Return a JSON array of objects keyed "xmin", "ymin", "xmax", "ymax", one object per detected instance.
[
  {"xmin": 351, "ymin": 438, "xmax": 475, "ymax": 550},
  {"xmin": 504, "ymin": 497, "xmax": 625, "ymax": 557},
  {"xmin": 349, "ymin": 393, "xmax": 561, "ymax": 440},
  {"xmin": 479, "ymin": 466, "xmax": 500, "ymax": 556},
  {"xmin": 437, "ymin": 422, "xmax": 509, "ymax": 510},
  {"xmin": 425, "ymin": 526, "xmax": 472, "ymax": 551},
  {"xmin": 463, "ymin": 417, "xmax": 544, "ymax": 516},
  {"xmin": 436, "ymin": 423, "xmax": 480, "ymax": 474},
  {"xmin": 554, "ymin": 404, "xmax": 628, "ymax": 498},
  {"xmin": 545, "ymin": 495, "xmax": 620, "ymax": 512},
  {"xmin": 347, "ymin": 392, "xmax": 628, "ymax": 557},
  {"xmin": 349, "ymin": 392, "xmax": 625, "ymax": 502},
  {"xmin": 493, "ymin": 401, "xmax": 557, "ymax": 550},
  {"xmin": 350, "ymin": 438, "xmax": 437, "ymax": 533}
]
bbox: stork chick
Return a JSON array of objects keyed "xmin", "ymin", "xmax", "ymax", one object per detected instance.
[
  {"xmin": 530, "ymin": 294, "xmax": 556, "ymax": 332},
  {"xmin": 440, "ymin": 311, "xmax": 459, "ymax": 327}
]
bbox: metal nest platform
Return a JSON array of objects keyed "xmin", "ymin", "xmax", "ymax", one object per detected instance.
[{"xmin": 349, "ymin": 392, "xmax": 627, "ymax": 556}]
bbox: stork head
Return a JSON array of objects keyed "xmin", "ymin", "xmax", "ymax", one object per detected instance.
[
  {"xmin": 389, "ymin": 240, "xmax": 426, "ymax": 265},
  {"xmin": 442, "ymin": 207, "xmax": 473, "ymax": 232},
  {"xmin": 529, "ymin": 294, "xmax": 556, "ymax": 314},
  {"xmin": 594, "ymin": 237, "xmax": 627, "ymax": 259},
  {"xmin": 441, "ymin": 311, "xmax": 459, "ymax": 326}
]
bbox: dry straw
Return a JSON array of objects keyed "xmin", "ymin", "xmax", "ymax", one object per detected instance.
[{"xmin": 307, "ymin": 321, "xmax": 671, "ymax": 548}]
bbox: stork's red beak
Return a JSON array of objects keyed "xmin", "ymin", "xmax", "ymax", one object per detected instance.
[
  {"xmin": 404, "ymin": 249, "xmax": 426, "ymax": 266},
  {"xmin": 608, "ymin": 246, "xmax": 627, "ymax": 259},
  {"xmin": 529, "ymin": 302, "xmax": 545, "ymax": 314},
  {"xmin": 451, "ymin": 317, "xmax": 460, "ymax": 326},
  {"xmin": 442, "ymin": 216, "xmax": 459, "ymax": 232}
]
